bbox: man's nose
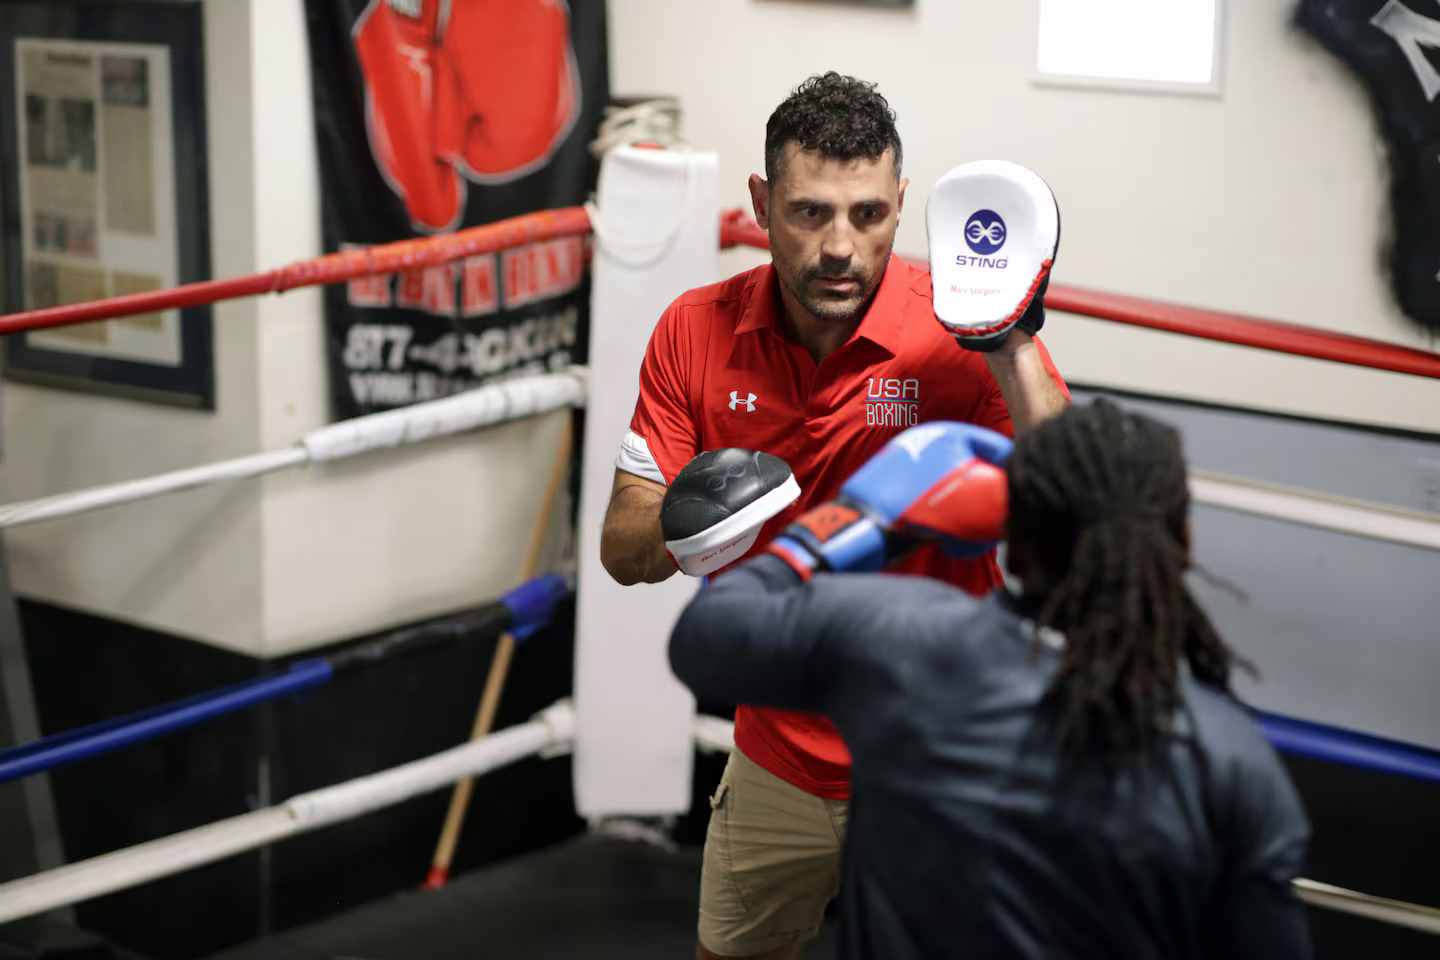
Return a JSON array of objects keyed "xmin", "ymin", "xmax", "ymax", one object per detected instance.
[{"xmin": 820, "ymin": 220, "xmax": 855, "ymax": 264}]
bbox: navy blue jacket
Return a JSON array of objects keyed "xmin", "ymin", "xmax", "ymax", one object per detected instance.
[{"xmin": 669, "ymin": 554, "xmax": 1312, "ymax": 960}]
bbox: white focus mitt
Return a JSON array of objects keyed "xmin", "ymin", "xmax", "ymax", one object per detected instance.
[{"xmin": 926, "ymin": 160, "xmax": 1060, "ymax": 352}]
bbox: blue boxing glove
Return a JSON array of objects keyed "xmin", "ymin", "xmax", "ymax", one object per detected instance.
[{"xmin": 766, "ymin": 422, "xmax": 1013, "ymax": 578}]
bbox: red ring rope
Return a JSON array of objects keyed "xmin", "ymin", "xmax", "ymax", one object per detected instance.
[
  {"xmin": 3, "ymin": 204, "xmax": 1438, "ymax": 385},
  {"xmin": 718, "ymin": 210, "xmax": 1440, "ymax": 383},
  {"xmin": 0, "ymin": 207, "xmax": 593, "ymax": 336}
]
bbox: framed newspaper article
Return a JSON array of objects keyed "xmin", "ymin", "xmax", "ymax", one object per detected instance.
[{"xmin": 0, "ymin": 3, "xmax": 212, "ymax": 409}]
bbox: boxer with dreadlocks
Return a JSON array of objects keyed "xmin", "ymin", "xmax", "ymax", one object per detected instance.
[{"xmin": 669, "ymin": 399, "xmax": 1312, "ymax": 960}]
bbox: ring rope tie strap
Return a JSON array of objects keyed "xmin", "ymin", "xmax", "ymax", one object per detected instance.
[{"xmin": 0, "ymin": 574, "xmax": 572, "ymax": 785}]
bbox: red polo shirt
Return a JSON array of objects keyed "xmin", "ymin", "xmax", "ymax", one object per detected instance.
[{"xmin": 618, "ymin": 255, "xmax": 1069, "ymax": 799}]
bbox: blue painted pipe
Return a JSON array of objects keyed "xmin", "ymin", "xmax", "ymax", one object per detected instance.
[{"xmin": 0, "ymin": 660, "xmax": 333, "ymax": 784}]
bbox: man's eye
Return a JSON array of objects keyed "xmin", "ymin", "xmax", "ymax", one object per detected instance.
[
  {"xmin": 800, "ymin": 206, "xmax": 820, "ymax": 218},
  {"xmin": 859, "ymin": 207, "xmax": 880, "ymax": 221}
]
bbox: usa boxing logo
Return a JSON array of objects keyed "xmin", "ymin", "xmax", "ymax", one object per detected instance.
[
  {"xmin": 964, "ymin": 210, "xmax": 1007, "ymax": 255},
  {"xmin": 353, "ymin": 0, "xmax": 582, "ymax": 234}
]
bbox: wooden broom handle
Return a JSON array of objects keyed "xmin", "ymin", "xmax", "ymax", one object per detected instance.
[{"xmin": 424, "ymin": 415, "xmax": 573, "ymax": 887}]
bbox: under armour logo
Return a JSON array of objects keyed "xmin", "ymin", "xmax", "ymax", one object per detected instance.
[{"xmin": 729, "ymin": 391, "xmax": 757, "ymax": 412}]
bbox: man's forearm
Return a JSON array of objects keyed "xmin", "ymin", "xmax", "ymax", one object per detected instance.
[
  {"xmin": 984, "ymin": 331, "xmax": 1069, "ymax": 434},
  {"xmin": 600, "ymin": 484, "xmax": 678, "ymax": 585}
]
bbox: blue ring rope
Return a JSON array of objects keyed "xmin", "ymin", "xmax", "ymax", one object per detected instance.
[
  {"xmin": 1256, "ymin": 710, "xmax": 1440, "ymax": 785},
  {"xmin": 3, "ymin": 571, "xmax": 1435, "ymax": 789},
  {"xmin": 0, "ymin": 574, "xmax": 573, "ymax": 784},
  {"xmin": 0, "ymin": 661, "xmax": 332, "ymax": 783}
]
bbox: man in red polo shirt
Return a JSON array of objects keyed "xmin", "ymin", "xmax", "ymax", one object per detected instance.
[{"xmin": 600, "ymin": 72, "xmax": 1070, "ymax": 959}]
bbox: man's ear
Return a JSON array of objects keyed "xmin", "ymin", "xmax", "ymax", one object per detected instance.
[
  {"xmin": 897, "ymin": 176, "xmax": 909, "ymax": 214},
  {"xmin": 748, "ymin": 173, "xmax": 771, "ymax": 230}
]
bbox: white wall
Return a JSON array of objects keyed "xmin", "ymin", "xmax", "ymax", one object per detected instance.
[
  {"xmin": 0, "ymin": 0, "xmax": 265, "ymax": 653},
  {"xmin": 608, "ymin": 0, "xmax": 1440, "ymax": 435},
  {"xmin": 0, "ymin": 0, "xmax": 572, "ymax": 658}
]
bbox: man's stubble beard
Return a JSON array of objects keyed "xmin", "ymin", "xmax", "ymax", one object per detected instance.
[{"xmin": 776, "ymin": 250, "xmax": 891, "ymax": 326}]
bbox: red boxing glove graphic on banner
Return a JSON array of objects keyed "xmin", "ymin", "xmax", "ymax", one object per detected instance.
[
  {"xmin": 445, "ymin": 0, "xmax": 578, "ymax": 179},
  {"xmin": 354, "ymin": 0, "xmax": 581, "ymax": 234}
]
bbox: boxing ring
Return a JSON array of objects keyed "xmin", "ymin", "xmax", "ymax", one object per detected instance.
[{"xmin": 0, "ymin": 145, "xmax": 1437, "ymax": 956}]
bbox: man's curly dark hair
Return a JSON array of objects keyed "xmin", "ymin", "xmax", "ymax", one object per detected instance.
[{"xmin": 765, "ymin": 72, "xmax": 902, "ymax": 183}]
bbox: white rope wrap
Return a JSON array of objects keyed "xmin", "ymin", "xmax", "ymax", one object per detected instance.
[
  {"xmin": 0, "ymin": 701, "xmax": 575, "ymax": 925},
  {"xmin": 0, "ymin": 369, "xmax": 588, "ymax": 530},
  {"xmin": 302, "ymin": 369, "xmax": 587, "ymax": 462}
]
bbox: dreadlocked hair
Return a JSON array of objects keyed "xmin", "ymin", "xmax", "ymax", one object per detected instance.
[
  {"xmin": 1008, "ymin": 399, "xmax": 1247, "ymax": 768},
  {"xmin": 765, "ymin": 72, "xmax": 902, "ymax": 184}
]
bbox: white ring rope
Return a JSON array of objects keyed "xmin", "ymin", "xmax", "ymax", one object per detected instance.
[
  {"xmin": 0, "ymin": 369, "xmax": 588, "ymax": 530},
  {"xmin": 1, "ymin": 398, "xmax": 1434, "ymax": 557},
  {"xmin": 0, "ymin": 700, "xmax": 1431, "ymax": 932},
  {"xmin": 0, "ymin": 701, "xmax": 576, "ymax": 925},
  {"xmin": 1188, "ymin": 468, "xmax": 1440, "ymax": 552},
  {"xmin": 1294, "ymin": 878, "xmax": 1440, "ymax": 936}
]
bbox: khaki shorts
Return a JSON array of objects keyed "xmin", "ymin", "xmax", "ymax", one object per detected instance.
[{"xmin": 698, "ymin": 749, "xmax": 849, "ymax": 956}]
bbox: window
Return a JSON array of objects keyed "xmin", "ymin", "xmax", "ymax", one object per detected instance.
[{"xmin": 1035, "ymin": 0, "xmax": 1223, "ymax": 93}]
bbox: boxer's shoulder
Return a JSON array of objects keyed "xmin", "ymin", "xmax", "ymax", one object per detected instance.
[{"xmin": 1184, "ymin": 681, "xmax": 1288, "ymax": 778}]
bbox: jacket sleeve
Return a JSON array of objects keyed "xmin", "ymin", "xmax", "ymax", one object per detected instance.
[
  {"xmin": 1204, "ymin": 735, "xmax": 1315, "ymax": 959},
  {"xmin": 667, "ymin": 554, "xmax": 894, "ymax": 715}
]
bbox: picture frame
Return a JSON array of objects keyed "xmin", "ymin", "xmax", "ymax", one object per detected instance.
[{"xmin": 0, "ymin": 1, "xmax": 212, "ymax": 409}]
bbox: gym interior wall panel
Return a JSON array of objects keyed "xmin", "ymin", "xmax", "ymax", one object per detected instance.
[
  {"xmin": 1074, "ymin": 387, "xmax": 1440, "ymax": 751},
  {"xmin": 0, "ymin": 0, "xmax": 266, "ymax": 654},
  {"xmin": 608, "ymin": 0, "xmax": 1440, "ymax": 432},
  {"xmin": 258, "ymin": 408, "xmax": 574, "ymax": 658}
]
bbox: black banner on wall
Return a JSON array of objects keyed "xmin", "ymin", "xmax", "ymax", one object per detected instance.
[
  {"xmin": 1296, "ymin": 0, "xmax": 1440, "ymax": 334},
  {"xmin": 305, "ymin": 0, "xmax": 607, "ymax": 419}
]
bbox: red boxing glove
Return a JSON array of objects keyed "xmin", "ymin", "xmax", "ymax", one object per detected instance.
[
  {"xmin": 443, "ymin": 0, "xmax": 580, "ymax": 178},
  {"xmin": 354, "ymin": 0, "xmax": 464, "ymax": 232}
]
